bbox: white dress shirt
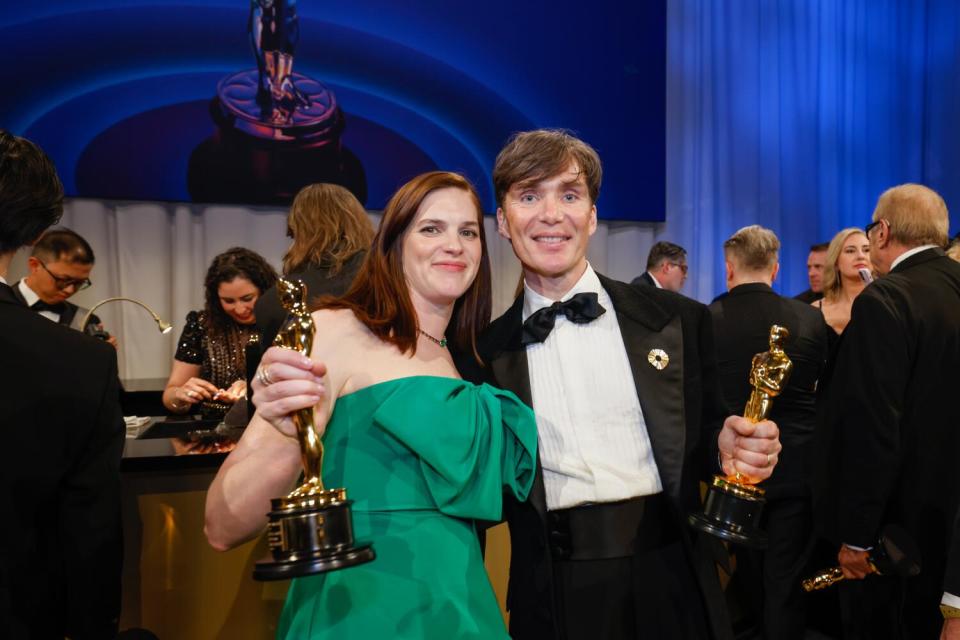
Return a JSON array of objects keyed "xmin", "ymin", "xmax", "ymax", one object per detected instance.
[
  {"xmin": 523, "ymin": 264, "xmax": 662, "ymax": 511},
  {"xmin": 647, "ymin": 271, "xmax": 664, "ymax": 289},
  {"xmin": 18, "ymin": 279, "xmax": 61, "ymax": 323}
]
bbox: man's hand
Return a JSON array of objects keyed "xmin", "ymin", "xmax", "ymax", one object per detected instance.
[
  {"xmin": 252, "ymin": 346, "xmax": 327, "ymax": 438},
  {"xmin": 838, "ymin": 544, "xmax": 874, "ymax": 579},
  {"xmin": 941, "ymin": 618, "xmax": 960, "ymax": 640},
  {"xmin": 717, "ymin": 415, "xmax": 781, "ymax": 483}
]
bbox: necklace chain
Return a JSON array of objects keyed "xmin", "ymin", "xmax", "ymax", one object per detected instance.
[{"xmin": 418, "ymin": 329, "xmax": 447, "ymax": 348}]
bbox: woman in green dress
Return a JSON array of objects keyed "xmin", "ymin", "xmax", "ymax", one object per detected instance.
[{"xmin": 205, "ymin": 171, "xmax": 537, "ymax": 639}]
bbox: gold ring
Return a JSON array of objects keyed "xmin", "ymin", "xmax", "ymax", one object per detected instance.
[
  {"xmin": 766, "ymin": 454, "xmax": 772, "ymax": 467},
  {"xmin": 257, "ymin": 365, "xmax": 273, "ymax": 386}
]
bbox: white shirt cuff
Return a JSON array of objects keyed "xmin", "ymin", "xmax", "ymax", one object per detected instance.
[
  {"xmin": 842, "ymin": 542, "xmax": 872, "ymax": 552},
  {"xmin": 943, "ymin": 592, "xmax": 960, "ymax": 607}
]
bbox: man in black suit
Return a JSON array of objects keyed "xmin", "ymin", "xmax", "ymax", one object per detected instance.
[
  {"xmin": 946, "ymin": 511, "xmax": 960, "ymax": 639},
  {"xmin": 822, "ymin": 184, "xmax": 960, "ymax": 639},
  {"xmin": 632, "ymin": 240, "xmax": 688, "ymax": 292},
  {"xmin": 12, "ymin": 227, "xmax": 117, "ymax": 347},
  {"xmin": 793, "ymin": 242, "xmax": 828, "ymax": 304},
  {"xmin": 708, "ymin": 225, "xmax": 828, "ymax": 639},
  {"xmin": 474, "ymin": 130, "xmax": 781, "ymax": 640},
  {"xmin": 0, "ymin": 131, "xmax": 125, "ymax": 639}
]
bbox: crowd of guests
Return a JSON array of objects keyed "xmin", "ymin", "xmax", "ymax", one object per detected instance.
[{"xmin": 2, "ymin": 127, "xmax": 959, "ymax": 640}]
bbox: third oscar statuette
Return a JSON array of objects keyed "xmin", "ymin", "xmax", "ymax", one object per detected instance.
[
  {"xmin": 253, "ymin": 278, "xmax": 375, "ymax": 580},
  {"xmin": 688, "ymin": 324, "xmax": 793, "ymax": 549}
]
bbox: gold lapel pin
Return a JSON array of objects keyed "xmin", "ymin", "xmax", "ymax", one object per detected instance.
[{"xmin": 648, "ymin": 348, "xmax": 669, "ymax": 370}]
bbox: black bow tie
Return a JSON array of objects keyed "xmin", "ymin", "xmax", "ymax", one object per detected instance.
[
  {"xmin": 521, "ymin": 292, "xmax": 606, "ymax": 345},
  {"xmin": 31, "ymin": 299, "xmax": 66, "ymax": 314}
]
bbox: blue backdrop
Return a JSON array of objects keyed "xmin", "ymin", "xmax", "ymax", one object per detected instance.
[
  {"xmin": 0, "ymin": 0, "xmax": 666, "ymax": 220},
  {"xmin": 668, "ymin": 0, "xmax": 960, "ymax": 301}
]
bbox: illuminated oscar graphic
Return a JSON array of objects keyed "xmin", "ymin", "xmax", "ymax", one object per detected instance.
[{"xmin": 188, "ymin": 0, "xmax": 366, "ymax": 206}]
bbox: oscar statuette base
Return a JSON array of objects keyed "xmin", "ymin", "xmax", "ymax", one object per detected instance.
[
  {"xmin": 253, "ymin": 487, "xmax": 375, "ymax": 581},
  {"xmin": 688, "ymin": 476, "xmax": 768, "ymax": 549}
]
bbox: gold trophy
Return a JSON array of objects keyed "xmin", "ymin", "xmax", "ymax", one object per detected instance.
[
  {"xmin": 253, "ymin": 278, "xmax": 374, "ymax": 580},
  {"xmin": 688, "ymin": 325, "xmax": 793, "ymax": 549},
  {"xmin": 802, "ymin": 525, "xmax": 921, "ymax": 592}
]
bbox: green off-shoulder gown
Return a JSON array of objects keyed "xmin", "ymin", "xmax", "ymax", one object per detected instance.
[{"xmin": 277, "ymin": 376, "xmax": 537, "ymax": 639}]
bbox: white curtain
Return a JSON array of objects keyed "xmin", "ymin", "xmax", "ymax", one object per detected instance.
[{"xmin": 8, "ymin": 199, "xmax": 658, "ymax": 381}]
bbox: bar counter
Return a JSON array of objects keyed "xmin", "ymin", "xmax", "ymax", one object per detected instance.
[{"xmin": 120, "ymin": 419, "xmax": 287, "ymax": 639}]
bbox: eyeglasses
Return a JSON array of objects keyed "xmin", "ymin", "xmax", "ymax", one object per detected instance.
[
  {"xmin": 865, "ymin": 219, "xmax": 886, "ymax": 238},
  {"xmin": 37, "ymin": 259, "xmax": 92, "ymax": 291},
  {"xmin": 670, "ymin": 262, "xmax": 689, "ymax": 274}
]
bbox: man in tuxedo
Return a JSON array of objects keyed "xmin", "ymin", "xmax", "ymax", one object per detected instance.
[
  {"xmin": 475, "ymin": 130, "xmax": 780, "ymax": 640},
  {"xmin": 250, "ymin": 130, "xmax": 783, "ymax": 640},
  {"xmin": 794, "ymin": 242, "xmax": 828, "ymax": 304},
  {"xmin": 632, "ymin": 240, "xmax": 688, "ymax": 291},
  {"xmin": 708, "ymin": 225, "xmax": 827, "ymax": 639},
  {"xmin": 13, "ymin": 227, "xmax": 117, "ymax": 347},
  {"xmin": 0, "ymin": 131, "xmax": 125, "ymax": 638},
  {"xmin": 823, "ymin": 184, "xmax": 960, "ymax": 639}
]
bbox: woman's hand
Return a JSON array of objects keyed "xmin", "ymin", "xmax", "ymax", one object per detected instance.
[
  {"xmin": 177, "ymin": 377, "xmax": 220, "ymax": 405},
  {"xmin": 252, "ymin": 347, "xmax": 327, "ymax": 438},
  {"xmin": 214, "ymin": 379, "xmax": 247, "ymax": 403}
]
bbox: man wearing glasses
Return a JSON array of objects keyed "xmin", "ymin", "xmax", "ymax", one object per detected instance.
[
  {"xmin": 821, "ymin": 184, "xmax": 960, "ymax": 639},
  {"xmin": 13, "ymin": 227, "xmax": 118, "ymax": 348},
  {"xmin": 633, "ymin": 240, "xmax": 689, "ymax": 292}
]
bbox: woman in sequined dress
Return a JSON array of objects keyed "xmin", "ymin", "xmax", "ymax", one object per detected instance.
[{"xmin": 162, "ymin": 247, "xmax": 277, "ymax": 417}]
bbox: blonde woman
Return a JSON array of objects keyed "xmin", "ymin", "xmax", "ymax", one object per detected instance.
[{"xmin": 813, "ymin": 227, "xmax": 872, "ymax": 337}]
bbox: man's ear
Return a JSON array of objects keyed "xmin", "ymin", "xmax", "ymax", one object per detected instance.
[
  {"xmin": 496, "ymin": 208, "xmax": 511, "ymax": 240},
  {"xmin": 25, "ymin": 256, "xmax": 41, "ymax": 273},
  {"xmin": 771, "ymin": 262, "xmax": 780, "ymax": 283}
]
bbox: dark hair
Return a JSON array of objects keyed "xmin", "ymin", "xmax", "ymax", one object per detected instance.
[
  {"xmin": 31, "ymin": 227, "xmax": 95, "ymax": 264},
  {"xmin": 646, "ymin": 241, "xmax": 687, "ymax": 270},
  {"xmin": 493, "ymin": 129, "xmax": 603, "ymax": 208},
  {"xmin": 0, "ymin": 130, "xmax": 64, "ymax": 254},
  {"xmin": 320, "ymin": 171, "xmax": 492, "ymax": 363},
  {"xmin": 283, "ymin": 183, "xmax": 374, "ymax": 275},
  {"xmin": 203, "ymin": 247, "xmax": 278, "ymax": 332},
  {"xmin": 810, "ymin": 242, "xmax": 829, "ymax": 253}
]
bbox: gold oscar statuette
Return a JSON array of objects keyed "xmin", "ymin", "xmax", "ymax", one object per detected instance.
[
  {"xmin": 688, "ymin": 325, "xmax": 793, "ymax": 549},
  {"xmin": 253, "ymin": 278, "xmax": 375, "ymax": 580}
]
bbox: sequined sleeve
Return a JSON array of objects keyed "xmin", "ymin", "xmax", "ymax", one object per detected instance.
[{"xmin": 174, "ymin": 310, "xmax": 204, "ymax": 365}]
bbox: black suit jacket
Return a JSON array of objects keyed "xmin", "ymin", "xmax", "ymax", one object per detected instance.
[
  {"xmin": 793, "ymin": 288, "xmax": 823, "ymax": 304},
  {"xmin": 0, "ymin": 282, "xmax": 124, "ymax": 639},
  {"xmin": 631, "ymin": 271, "xmax": 657, "ymax": 287},
  {"xmin": 9, "ymin": 282, "xmax": 103, "ymax": 335},
  {"xmin": 246, "ymin": 253, "xmax": 365, "ymax": 411},
  {"xmin": 463, "ymin": 273, "xmax": 730, "ymax": 640},
  {"xmin": 708, "ymin": 283, "xmax": 827, "ymax": 498},
  {"xmin": 823, "ymin": 248, "xmax": 960, "ymax": 600}
]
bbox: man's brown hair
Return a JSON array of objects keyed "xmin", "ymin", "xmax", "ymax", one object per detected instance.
[{"xmin": 493, "ymin": 129, "xmax": 602, "ymax": 208}]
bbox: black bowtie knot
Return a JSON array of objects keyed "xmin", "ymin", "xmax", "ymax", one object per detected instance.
[
  {"xmin": 521, "ymin": 292, "xmax": 606, "ymax": 345},
  {"xmin": 31, "ymin": 299, "xmax": 66, "ymax": 314}
]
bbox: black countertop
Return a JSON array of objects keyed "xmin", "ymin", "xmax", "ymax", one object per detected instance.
[{"xmin": 121, "ymin": 417, "xmax": 243, "ymax": 472}]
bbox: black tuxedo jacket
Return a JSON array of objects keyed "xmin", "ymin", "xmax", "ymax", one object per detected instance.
[
  {"xmin": 708, "ymin": 283, "xmax": 827, "ymax": 498},
  {"xmin": 822, "ymin": 248, "xmax": 960, "ymax": 600},
  {"xmin": 0, "ymin": 282, "xmax": 124, "ymax": 639},
  {"xmin": 9, "ymin": 282, "xmax": 103, "ymax": 334},
  {"xmin": 631, "ymin": 271, "xmax": 657, "ymax": 287},
  {"xmin": 462, "ymin": 273, "xmax": 730, "ymax": 640}
]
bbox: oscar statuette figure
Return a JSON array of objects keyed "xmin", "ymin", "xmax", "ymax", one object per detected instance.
[
  {"xmin": 253, "ymin": 278, "xmax": 374, "ymax": 580},
  {"xmin": 688, "ymin": 324, "xmax": 793, "ymax": 549}
]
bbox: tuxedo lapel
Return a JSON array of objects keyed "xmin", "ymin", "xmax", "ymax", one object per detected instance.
[
  {"xmin": 487, "ymin": 294, "xmax": 546, "ymax": 519},
  {"xmin": 600, "ymin": 275, "xmax": 687, "ymax": 499}
]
